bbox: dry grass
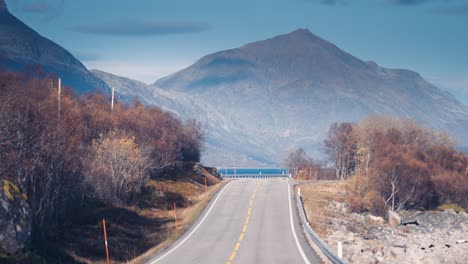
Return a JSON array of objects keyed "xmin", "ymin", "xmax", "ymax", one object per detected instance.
[
  {"xmin": 298, "ymin": 180, "xmax": 348, "ymax": 235},
  {"xmin": 128, "ymin": 180, "xmax": 228, "ymax": 264},
  {"xmin": 39, "ymin": 164, "xmax": 227, "ymax": 264},
  {"xmin": 66, "ymin": 180, "xmax": 227, "ymax": 264}
]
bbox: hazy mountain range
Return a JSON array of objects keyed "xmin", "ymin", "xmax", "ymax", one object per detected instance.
[{"xmin": 1, "ymin": 0, "xmax": 467, "ymax": 166}]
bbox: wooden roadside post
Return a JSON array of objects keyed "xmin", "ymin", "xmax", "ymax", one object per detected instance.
[
  {"xmin": 204, "ymin": 176, "xmax": 208, "ymax": 194},
  {"xmin": 111, "ymin": 87, "xmax": 115, "ymax": 111},
  {"xmin": 102, "ymin": 219, "xmax": 110, "ymax": 264},
  {"xmin": 57, "ymin": 77, "xmax": 61, "ymax": 121},
  {"xmin": 173, "ymin": 202, "xmax": 178, "ymax": 234}
]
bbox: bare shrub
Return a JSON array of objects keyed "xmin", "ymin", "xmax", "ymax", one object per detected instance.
[
  {"xmin": 348, "ymin": 195, "xmax": 366, "ymax": 213},
  {"xmin": 84, "ymin": 130, "xmax": 149, "ymax": 205},
  {"xmin": 363, "ymin": 191, "xmax": 386, "ymax": 216},
  {"xmin": 284, "ymin": 148, "xmax": 322, "ymax": 180},
  {"xmin": 324, "ymin": 122, "xmax": 356, "ymax": 180}
]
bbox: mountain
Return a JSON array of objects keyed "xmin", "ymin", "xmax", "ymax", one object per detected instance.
[
  {"xmin": 0, "ymin": 0, "xmax": 108, "ymax": 94},
  {"xmin": 91, "ymin": 70, "xmax": 152, "ymax": 103},
  {"xmin": 92, "ymin": 69, "xmax": 277, "ymax": 166},
  {"xmin": 153, "ymin": 29, "xmax": 468, "ymax": 165}
]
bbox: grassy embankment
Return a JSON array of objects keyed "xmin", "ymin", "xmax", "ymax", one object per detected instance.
[
  {"xmin": 2, "ymin": 163, "xmax": 225, "ymax": 264},
  {"xmin": 297, "ymin": 181, "xmax": 348, "ymax": 236}
]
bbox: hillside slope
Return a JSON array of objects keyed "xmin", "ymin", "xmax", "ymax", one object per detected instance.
[
  {"xmin": 92, "ymin": 70, "xmax": 275, "ymax": 166},
  {"xmin": 0, "ymin": 0, "xmax": 109, "ymax": 94}
]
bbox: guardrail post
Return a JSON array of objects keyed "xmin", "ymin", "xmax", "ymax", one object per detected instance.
[{"xmin": 338, "ymin": 241, "xmax": 343, "ymax": 258}]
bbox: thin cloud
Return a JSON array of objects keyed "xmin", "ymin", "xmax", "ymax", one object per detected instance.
[
  {"xmin": 17, "ymin": 0, "xmax": 64, "ymax": 23},
  {"xmin": 22, "ymin": 2, "xmax": 48, "ymax": 12},
  {"xmin": 320, "ymin": 0, "xmax": 349, "ymax": 5},
  {"xmin": 304, "ymin": 0, "xmax": 348, "ymax": 5},
  {"xmin": 70, "ymin": 20, "xmax": 211, "ymax": 37},
  {"xmin": 306, "ymin": 0, "xmax": 460, "ymax": 7},
  {"xmin": 386, "ymin": 0, "xmax": 427, "ymax": 5},
  {"xmin": 431, "ymin": 4, "xmax": 468, "ymax": 15}
]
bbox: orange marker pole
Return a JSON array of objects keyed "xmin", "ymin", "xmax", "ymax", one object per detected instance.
[
  {"xmin": 173, "ymin": 202, "xmax": 177, "ymax": 234},
  {"xmin": 102, "ymin": 219, "xmax": 110, "ymax": 264}
]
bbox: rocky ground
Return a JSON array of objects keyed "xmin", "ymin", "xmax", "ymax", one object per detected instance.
[
  {"xmin": 324, "ymin": 201, "xmax": 468, "ymax": 264},
  {"xmin": 300, "ymin": 181, "xmax": 468, "ymax": 264}
]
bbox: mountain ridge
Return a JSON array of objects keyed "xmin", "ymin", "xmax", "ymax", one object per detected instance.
[
  {"xmin": 0, "ymin": 1, "xmax": 109, "ymax": 94},
  {"xmin": 152, "ymin": 29, "xmax": 468, "ymax": 165}
]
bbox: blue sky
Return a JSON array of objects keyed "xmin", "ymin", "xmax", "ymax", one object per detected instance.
[{"xmin": 5, "ymin": 0, "xmax": 468, "ymax": 103}]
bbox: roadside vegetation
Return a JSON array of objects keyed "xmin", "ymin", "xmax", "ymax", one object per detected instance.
[
  {"xmin": 0, "ymin": 70, "xmax": 220, "ymax": 263},
  {"xmin": 287, "ymin": 115, "xmax": 468, "ymax": 216},
  {"xmin": 290, "ymin": 116, "xmax": 468, "ymax": 263}
]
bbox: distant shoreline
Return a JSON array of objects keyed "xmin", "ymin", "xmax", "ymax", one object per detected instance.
[{"xmin": 217, "ymin": 168, "xmax": 288, "ymax": 175}]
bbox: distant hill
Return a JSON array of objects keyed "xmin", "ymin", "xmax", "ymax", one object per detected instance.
[
  {"xmin": 0, "ymin": 0, "xmax": 109, "ymax": 94},
  {"xmin": 152, "ymin": 29, "xmax": 468, "ymax": 165}
]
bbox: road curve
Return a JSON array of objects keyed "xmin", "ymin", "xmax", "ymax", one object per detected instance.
[{"xmin": 146, "ymin": 178, "xmax": 321, "ymax": 264}]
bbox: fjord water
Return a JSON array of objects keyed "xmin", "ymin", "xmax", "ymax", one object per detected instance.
[{"xmin": 218, "ymin": 168, "xmax": 288, "ymax": 175}]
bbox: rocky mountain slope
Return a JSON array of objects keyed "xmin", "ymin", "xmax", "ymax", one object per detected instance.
[
  {"xmin": 0, "ymin": 0, "xmax": 108, "ymax": 94},
  {"xmin": 152, "ymin": 29, "xmax": 468, "ymax": 165},
  {"xmin": 91, "ymin": 70, "xmax": 273, "ymax": 166}
]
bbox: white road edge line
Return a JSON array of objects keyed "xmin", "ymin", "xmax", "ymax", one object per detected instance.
[
  {"xmin": 147, "ymin": 180, "xmax": 235, "ymax": 264},
  {"xmin": 287, "ymin": 181, "xmax": 311, "ymax": 264}
]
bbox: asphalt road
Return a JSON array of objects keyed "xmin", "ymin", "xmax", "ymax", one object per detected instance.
[{"xmin": 146, "ymin": 178, "xmax": 321, "ymax": 264}]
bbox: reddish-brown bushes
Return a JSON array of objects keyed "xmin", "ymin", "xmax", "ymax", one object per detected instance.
[
  {"xmin": 325, "ymin": 116, "xmax": 468, "ymax": 215},
  {"xmin": 0, "ymin": 71, "xmax": 204, "ymax": 240},
  {"xmin": 284, "ymin": 148, "xmax": 323, "ymax": 180}
]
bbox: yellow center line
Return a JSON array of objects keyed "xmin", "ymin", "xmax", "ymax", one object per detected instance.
[
  {"xmin": 234, "ymin": 242, "xmax": 241, "ymax": 251},
  {"xmin": 226, "ymin": 181, "xmax": 260, "ymax": 264}
]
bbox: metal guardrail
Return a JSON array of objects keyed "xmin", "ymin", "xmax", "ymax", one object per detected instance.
[
  {"xmin": 296, "ymin": 189, "xmax": 347, "ymax": 264},
  {"xmin": 221, "ymin": 174, "xmax": 291, "ymax": 179}
]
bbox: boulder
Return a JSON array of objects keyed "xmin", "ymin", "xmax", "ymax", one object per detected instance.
[
  {"xmin": 0, "ymin": 179, "xmax": 31, "ymax": 255},
  {"xmin": 388, "ymin": 210, "xmax": 401, "ymax": 227}
]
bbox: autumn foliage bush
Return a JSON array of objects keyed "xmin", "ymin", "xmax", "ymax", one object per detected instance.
[
  {"xmin": 84, "ymin": 130, "xmax": 149, "ymax": 205},
  {"xmin": 0, "ymin": 71, "xmax": 204, "ymax": 240},
  {"xmin": 325, "ymin": 116, "xmax": 468, "ymax": 216},
  {"xmin": 284, "ymin": 148, "xmax": 323, "ymax": 180}
]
